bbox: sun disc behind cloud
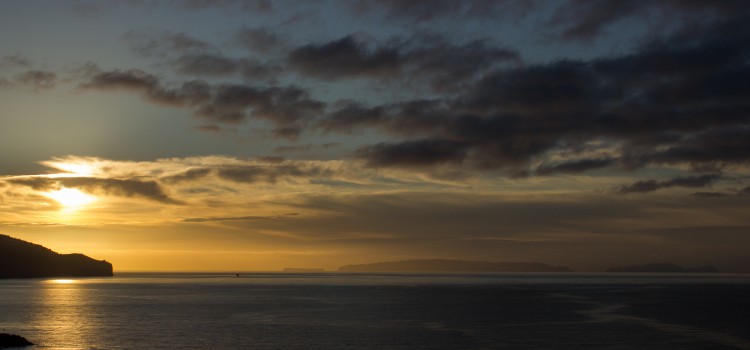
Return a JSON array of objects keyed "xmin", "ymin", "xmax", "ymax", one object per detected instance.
[{"xmin": 46, "ymin": 188, "xmax": 97, "ymax": 209}]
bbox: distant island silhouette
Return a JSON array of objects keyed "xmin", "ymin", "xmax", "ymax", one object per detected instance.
[
  {"xmin": 606, "ymin": 263, "xmax": 718, "ymax": 273},
  {"xmin": 338, "ymin": 259, "xmax": 571, "ymax": 273},
  {"xmin": 0, "ymin": 234, "xmax": 113, "ymax": 278},
  {"xmin": 283, "ymin": 268, "xmax": 325, "ymax": 272}
]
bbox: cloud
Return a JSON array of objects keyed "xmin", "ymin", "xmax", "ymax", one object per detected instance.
[
  {"xmin": 216, "ymin": 164, "xmax": 331, "ymax": 184},
  {"xmin": 625, "ymin": 126, "xmax": 750, "ymax": 169},
  {"xmin": 535, "ymin": 158, "xmax": 615, "ymax": 176},
  {"xmin": 28, "ymin": 156, "xmax": 389, "ymax": 190},
  {"xmin": 548, "ymin": 0, "xmax": 749, "ymax": 42},
  {"xmin": 80, "ymin": 68, "xmax": 160, "ymax": 91},
  {"xmin": 547, "ymin": 0, "xmax": 642, "ymax": 42},
  {"xmin": 319, "ymin": 100, "xmax": 387, "ymax": 133},
  {"xmin": 404, "ymin": 39, "xmax": 521, "ymax": 91},
  {"xmin": 692, "ymin": 192, "xmax": 727, "ymax": 198},
  {"xmin": 123, "ymin": 30, "xmax": 216, "ymax": 58},
  {"xmin": 79, "ymin": 69, "xmax": 212, "ymax": 108},
  {"xmin": 1, "ymin": 69, "xmax": 57, "ymax": 90},
  {"xmin": 234, "ymin": 26, "xmax": 285, "ymax": 53},
  {"xmin": 195, "ymin": 83, "xmax": 325, "ymax": 138},
  {"xmin": 171, "ymin": 54, "xmax": 282, "ymax": 81},
  {"xmin": 7, "ymin": 176, "xmax": 183, "ymax": 204},
  {"xmin": 79, "ymin": 69, "xmax": 324, "ymax": 137},
  {"xmin": 357, "ymin": 139, "xmax": 469, "ymax": 168},
  {"xmin": 0, "ymin": 54, "xmax": 32, "ymax": 68},
  {"xmin": 177, "ymin": 0, "xmax": 273, "ymax": 12},
  {"xmin": 160, "ymin": 168, "xmax": 212, "ymax": 183},
  {"xmin": 347, "ymin": 0, "xmax": 532, "ymax": 23},
  {"xmin": 289, "ymin": 35, "xmax": 402, "ymax": 80},
  {"xmin": 347, "ymin": 0, "xmax": 742, "ymax": 45},
  {"xmin": 692, "ymin": 185, "xmax": 750, "ymax": 198},
  {"xmin": 13, "ymin": 70, "xmax": 57, "ymax": 90},
  {"xmin": 181, "ymin": 212, "xmax": 298, "ymax": 223},
  {"xmin": 289, "ymin": 35, "xmax": 519, "ymax": 91},
  {"xmin": 194, "ymin": 125, "xmax": 221, "ymax": 132},
  {"xmin": 123, "ymin": 30, "xmax": 285, "ymax": 80},
  {"xmin": 273, "ymin": 143, "xmax": 341, "ymax": 154},
  {"xmin": 618, "ymin": 174, "xmax": 722, "ymax": 194},
  {"xmin": 62, "ymin": 7, "xmax": 750, "ymax": 185},
  {"xmin": 173, "ymin": 54, "xmax": 243, "ymax": 76},
  {"xmin": 317, "ymin": 14, "xmax": 750, "ymax": 177}
]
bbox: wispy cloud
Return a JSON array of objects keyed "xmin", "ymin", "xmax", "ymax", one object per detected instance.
[
  {"xmin": 7, "ymin": 176, "xmax": 183, "ymax": 204},
  {"xmin": 182, "ymin": 212, "xmax": 298, "ymax": 223},
  {"xmin": 618, "ymin": 174, "xmax": 722, "ymax": 194}
]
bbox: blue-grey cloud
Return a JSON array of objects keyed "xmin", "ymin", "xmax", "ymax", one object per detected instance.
[
  {"xmin": 549, "ymin": 0, "xmax": 748, "ymax": 41},
  {"xmin": 328, "ymin": 14, "xmax": 750, "ymax": 176},
  {"xmin": 618, "ymin": 174, "xmax": 722, "ymax": 194},
  {"xmin": 289, "ymin": 35, "xmax": 402, "ymax": 80},
  {"xmin": 123, "ymin": 30, "xmax": 216, "ymax": 58},
  {"xmin": 234, "ymin": 26, "xmax": 286, "ymax": 53},
  {"xmin": 347, "ymin": 0, "xmax": 532, "ymax": 23},
  {"xmin": 79, "ymin": 69, "xmax": 324, "ymax": 139},
  {"xmin": 171, "ymin": 54, "xmax": 282, "ymax": 81},
  {"xmin": 289, "ymin": 35, "xmax": 519, "ymax": 91}
]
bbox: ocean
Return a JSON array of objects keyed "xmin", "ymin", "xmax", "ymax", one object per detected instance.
[{"xmin": 1, "ymin": 273, "xmax": 749, "ymax": 349}]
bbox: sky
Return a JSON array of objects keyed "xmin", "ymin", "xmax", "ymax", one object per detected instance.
[{"xmin": 1, "ymin": 0, "xmax": 749, "ymax": 272}]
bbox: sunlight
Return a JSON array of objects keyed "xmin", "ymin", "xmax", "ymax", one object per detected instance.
[
  {"xmin": 48, "ymin": 279, "xmax": 76, "ymax": 284},
  {"xmin": 44, "ymin": 160, "xmax": 96, "ymax": 176},
  {"xmin": 45, "ymin": 188, "xmax": 96, "ymax": 210}
]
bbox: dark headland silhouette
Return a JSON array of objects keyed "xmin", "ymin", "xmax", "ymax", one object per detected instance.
[
  {"xmin": 0, "ymin": 333, "xmax": 33, "ymax": 348},
  {"xmin": 606, "ymin": 263, "xmax": 718, "ymax": 273},
  {"xmin": 0, "ymin": 234, "xmax": 113, "ymax": 279},
  {"xmin": 339, "ymin": 259, "xmax": 571, "ymax": 273}
]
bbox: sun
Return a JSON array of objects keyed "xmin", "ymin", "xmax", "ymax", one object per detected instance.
[{"xmin": 45, "ymin": 188, "xmax": 96, "ymax": 209}]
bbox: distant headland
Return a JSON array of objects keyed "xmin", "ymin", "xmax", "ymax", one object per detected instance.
[
  {"xmin": 283, "ymin": 268, "xmax": 325, "ymax": 272},
  {"xmin": 0, "ymin": 234, "xmax": 113, "ymax": 279},
  {"xmin": 606, "ymin": 263, "xmax": 718, "ymax": 273},
  {"xmin": 338, "ymin": 259, "xmax": 571, "ymax": 273}
]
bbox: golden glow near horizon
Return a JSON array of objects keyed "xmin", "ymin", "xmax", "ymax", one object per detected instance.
[
  {"xmin": 45, "ymin": 188, "xmax": 96, "ymax": 210},
  {"xmin": 48, "ymin": 279, "xmax": 76, "ymax": 284}
]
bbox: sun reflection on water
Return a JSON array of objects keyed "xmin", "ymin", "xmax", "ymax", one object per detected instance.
[
  {"xmin": 48, "ymin": 279, "xmax": 76, "ymax": 284},
  {"xmin": 34, "ymin": 279, "xmax": 94, "ymax": 349}
]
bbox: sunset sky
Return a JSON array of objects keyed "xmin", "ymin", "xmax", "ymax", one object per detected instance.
[{"xmin": 1, "ymin": 0, "xmax": 749, "ymax": 272}]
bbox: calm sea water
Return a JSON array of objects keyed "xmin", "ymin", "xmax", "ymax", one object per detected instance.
[{"xmin": 1, "ymin": 273, "xmax": 749, "ymax": 349}]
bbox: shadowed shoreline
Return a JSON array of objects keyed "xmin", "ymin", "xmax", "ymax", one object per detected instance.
[{"xmin": 0, "ymin": 333, "xmax": 33, "ymax": 348}]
